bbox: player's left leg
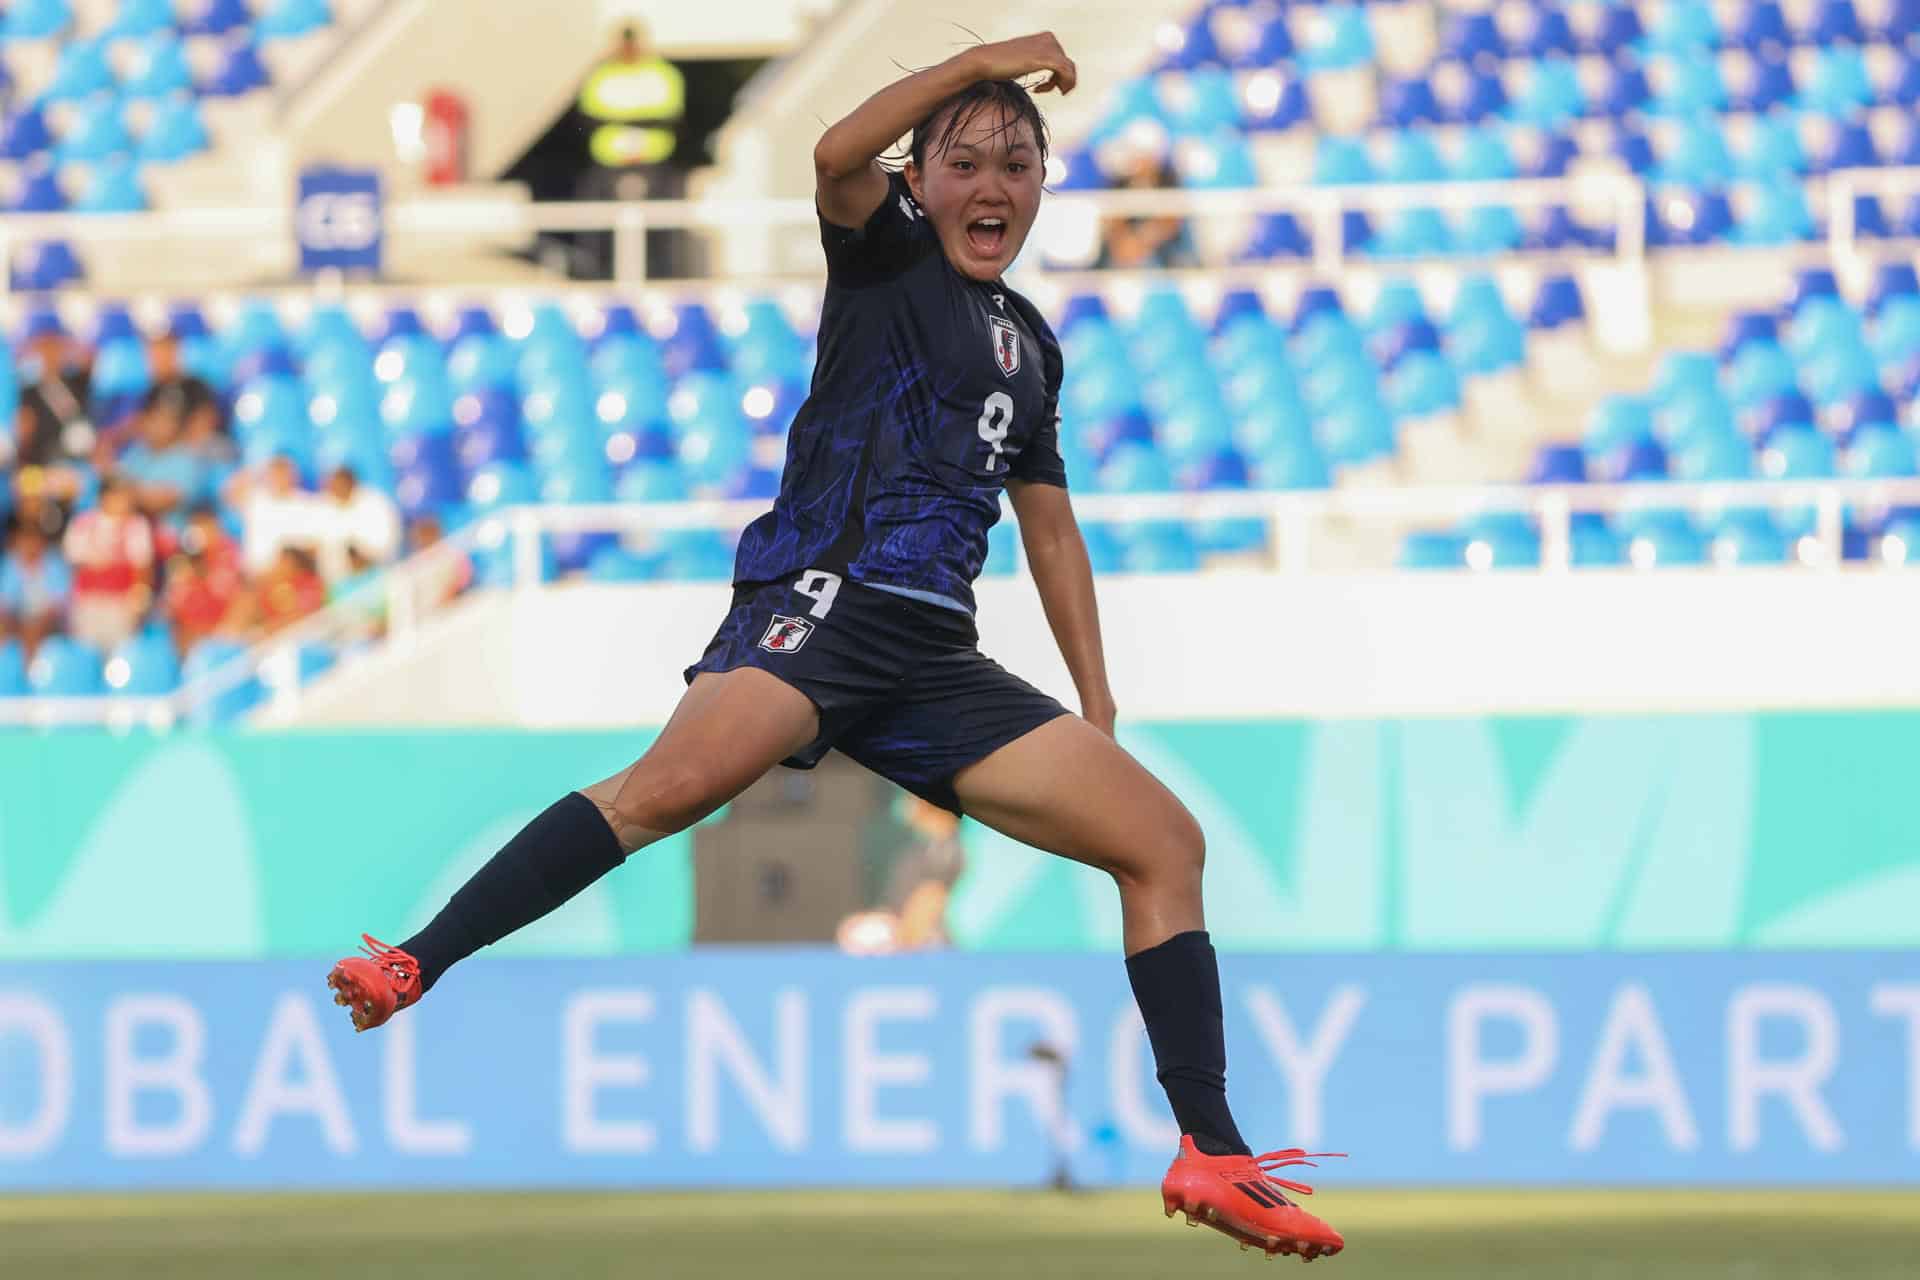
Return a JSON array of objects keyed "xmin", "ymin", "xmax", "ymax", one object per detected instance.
[{"xmin": 951, "ymin": 716, "xmax": 1344, "ymax": 1261}]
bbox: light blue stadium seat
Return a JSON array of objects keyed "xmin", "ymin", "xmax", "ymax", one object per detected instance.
[
  {"xmin": 1383, "ymin": 131, "xmax": 1446, "ymax": 184},
  {"xmin": 1373, "ymin": 317, "xmax": 1441, "ymax": 371},
  {"xmin": 259, "ymin": 0, "xmax": 331, "ymax": 40},
  {"xmin": 1177, "ymin": 130, "xmax": 1257, "ymax": 187},
  {"xmin": 1659, "ymin": 385, "xmax": 1738, "ymax": 450},
  {"xmin": 92, "ymin": 334, "xmax": 150, "ymax": 400},
  {"xmin": 1162, "ymin": 69, "xmax": 1240, "ymax": 136},
  {"xmin": 54, "ymin": 96, "xmax": 132, "ymax": 167},
  {"xmin": 382, "ymin": 372, "xmax": 455, "ymax": 439},
  {"xmin": 1507, "ymin": 57, "xmax": 1585, "ymax": 127},
  {"xmin": 1455, "ymin": 204, "xmax": 1523, "ymax": 253},
  {"xmin": 0, "ymin": 641, "xmax": 25, "ymax": 697},
  {"xmin": 125, "ymin": 35, "xmax": 195, "ymax": 101},
  {"xmin": 1761, "ymin": 425, "xmax": 1836, "ymax": 478},
  {"xmin": 1734, "ymin": 182, "xmax": 1814, "ymax": 244},
  {"xmin": 1301, "ymin": 4, "xmax": 1375, "ymax": 72},
  {"xmin": 1708, "ymin": 509, "xmax": 1789, "ymax": 565},
  {"xmin": 1370, "ymin": 207, "xmax": 1452, "ymax": 258},
  {"xmin": 1672, "ymin": 429, "xmax": 1754, "ymax": 480},
  {"xmin": 1387, "ymin": 350, "xmax": 1463, "ymax": 417},
  {"xmin": 28, "ymin": 636, "xmax": 103, "ymax": 696},
  {"xmin": 1253, "ymin": 436, "xmax": 1331, "ymax": 490},
  {"xmin": 73, "ymin": 157, "xmax": 147, "ymax": 213},
  {"xmin": 1738, "ymin": 112, "xmax": 1805, "ymax": 179},
  {"xmin": 1566, "ymin": 516, "xmax": 1624, "ymax": 567},
  {"xmin": 1316, "ymin": 397, "xmax": 1395, "ymax": 466},
  {"xmin": 1845, "ymin": 424, "xmax": 1919, "ymax": 477},
  {"xmin": 1649, "ymin": 55, "xmax": 1728, "ymax": 115},
  {"xmin": 1659, "ymin": 121, "xmax": 1735, "ymax": 186},
  {"xmin": 1459, "ymin": 511, "xmax": 1541, "ymax": 569},
  {"xmin": 538, "ymin": 457, "xmax": 614, "ymax": 504},
  {"xmin": 107, "ymin": 0, "xmax": 174, "ymax": 37},
  {"xmin": 1623, "ymin": 518, "xmax": 1709, "ymax": 567},
  {"xmin": 1649, "ymin": 0, "xmax": 1720, "ymax": 51},
  {"xmin": 1118, "ymin": 521, "xmax": 1199, "ymax": 573},
  {"xmin": 1096, "ymin": 441, "xmax": 1174, "ymax": 493},
  {"xmin": 1452, "ymin": 125, "xmax": 1516, "ymax": 181},
  {"xmin": 1313, "ymin": 134, "xmax": 1373, "ymax": 185},
  {"xmin": 676, "ymin": 416, "xmax": 751, "ymax": 494},
  {"xmin": 1800, "ymin": 47, "xmax": 1873, "ymax": 115},
  {"xmin": 1801, "ymin": 340, "xmax": 1881, "ymax": 405},
  {"xmin": 1584, "ymin": 394, "xmax": 1655, "ymax": 456},
  {"xmin": 1300, "ymin": 349, "xmax": 1376, "ymax": 414},
  {"xmin": 465, "ymin": 460, "xmax": 536, "ymax": 511},
  {"xmin": 105, "ymin": 632, "xmax": 180, "ymax": 696},
  {"xmin": 1652, "ymin": 351, "xmax": 1721, "ymax": 407},
  {"xmin": 1871, "ymin": 295, "xmax": 1920, "ymax": 367},
  {"xmin": 1365, "ymin": 279, "xmax": 1428, "ymax": 335},
  {"xmin": 45, "ymin": 40, "xmax": 114, "ymax": 104},
  {"xmin": 137, "ymin": 94, "xmax": 210, "ymax": 163},
  {"xmin": 1398, "ymin": 530, "xmax": 1467, "ymax": 570},
  {"xmin": 4, "ymin": 0, "xmax": 70, "ymax": 40}
]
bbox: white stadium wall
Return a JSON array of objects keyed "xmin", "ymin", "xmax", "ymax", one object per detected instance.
[{"xmin": 277, "ymin": 571, "xmax": 1920, "ymax": 727}]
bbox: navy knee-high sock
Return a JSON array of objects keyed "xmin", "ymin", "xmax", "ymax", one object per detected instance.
[
  {"xmin": 400, "ymin": 792, "xmax": 626, "ymax": 992},
  {"xmin": 1125, "ymin": 929, "xmax": 1252, "ymax": 1157}
]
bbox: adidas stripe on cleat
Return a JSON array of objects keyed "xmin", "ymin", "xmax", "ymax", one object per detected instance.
[{"xmin": 1160, "ymin": 1135, "xmax": 1346, "ymax": 1262}]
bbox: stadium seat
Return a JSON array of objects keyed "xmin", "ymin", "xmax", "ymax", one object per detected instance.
[
  {"xmin": 182, "ymin": 0, "xmax": 252, "ymax": 36},
  {"xmin": 1624, "ymin": 518, "xmax": 1709, "ymax": 568},
  {"xmin": 44, "ymin": 41, "xmax": 115, "ymax": 104},
  {"xmin": 259, "ymin": 0, "xmax": 332, "ymax": 40},
  {"xmin": 28, "ymin": 637, "xmax": 104, "ymax": 697},
  {"xmin": 1800, "ymin": 47, "xmax": 1874, "ymax": 114},
  {"xmin": 1398, "ymin": 530, "xmax": 1467, "ymax": 570},
  {"xmin": 105, "ymin": 633, "xmax": 181, "ymax": 696},
  {"xmin": 1672, "ymin": 430, "xmax": 1754, "ymax": 480},
  {"xmin": 54, "ymin": 98, "xmax": 133, "ymax": 166},
  {"xmin": 1300, "ymin": 4, "xmax": 1375, "ymax": 72},
  {"xmin": 1515, "ymin": 7, "xmax": 1577, "ymax": 59},
  {"xmin": 1731, "ymin": 0, "xmax": 1791, "ymax": 50},
  {"xmin": 1845, "ymin": 424, "xmax": 1919, "ymax": 477},
  {"xmin": 3, "ymin": 0, "xmax": 71, "ymax": 40},
  {"xmin": 1804, "ymin": 0, "xmax": 1866, "ymax": 44},
  {"xmin": 74, "ymin": 157, "xmax": 147, "ymax": 214},
  {"xmin": 0, "ymin": 641, "xmax": 25, "ymax": 697},
  {"xmin": 138, "ymin": 96, "xmax": 211, "ymax": 163},
  {"xmin": 105, "ymin": 0, "xmax": 174, "ymax": 39},
  {"xmin": 1650, "ymin": 0, "xmax": 1720, "ymax": 51},
  {"xmin": 1761, "ymin": 425, "xmax": 1837, "ymax": 477},
  {"xmin": 203, "ymin": 37, "xmax": 270, "ymax": 96},
  {"xmin": 1508, "ymin": 58, "xmax": 1585, "ymax": 127},
  {"xmin": 1709, "ymin": 510, "xmax": 1790, "ymax": 565}
]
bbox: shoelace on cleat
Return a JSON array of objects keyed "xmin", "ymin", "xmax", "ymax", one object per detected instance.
[
  {"xmin": 1250, "ymin": 1149, "xmax": 1346, "ymax": 1200},
  {"xmin": 357, "ymin": 934, "xmax": 419, "ymax": 985}
]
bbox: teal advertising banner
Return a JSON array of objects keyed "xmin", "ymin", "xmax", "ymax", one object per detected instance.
[{"xmin": 3, "ymin": 714, "xmax": 1918, "ymax": 957}]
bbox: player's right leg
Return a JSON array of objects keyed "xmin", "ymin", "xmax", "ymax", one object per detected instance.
[{"xmin": 326, "ymin": 667, "xmax": 817, "ymax": 1031}]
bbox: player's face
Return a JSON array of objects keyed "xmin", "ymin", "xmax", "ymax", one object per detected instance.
[{"xmin": 906, "ymin": 107, "xmax": 1043, "ymax": 282}]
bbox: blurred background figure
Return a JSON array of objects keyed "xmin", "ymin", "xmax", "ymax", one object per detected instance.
[
  {"xmin": 1096, "ymin": 150, "xmax": 1196, "ymax": 271},
  {"xmin": 312, "ymin": 466, "xmax": 401, "ymax": 583},
  {"xmin": 0, "ymin": 514, "xmax": 73, "ymax": 659},
  {"xmin": 575, "ymin": 20, "xmax": 688, "ymax": 275},
  {"xmin": 61, "ymin": 474, "xmax": 152, "ymax": 653},
  {"xmin": 233, "ymin": 455, "xmax": 318, "ymax": 578}
]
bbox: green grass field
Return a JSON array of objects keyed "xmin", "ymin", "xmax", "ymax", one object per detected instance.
[{"xmin": 5, "ymin": 1189, "xmax": 1918, "ymax": 1279}]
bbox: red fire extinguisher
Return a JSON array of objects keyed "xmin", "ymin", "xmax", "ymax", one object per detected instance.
[{"xmin": 423, "ymin": 89, "xmax": 470, "ymax": 186}]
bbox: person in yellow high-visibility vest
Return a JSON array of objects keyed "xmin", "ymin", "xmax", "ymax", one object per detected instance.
[{"xmin": 579, "ymin": 23, "xmax": 685, "ymax": 176}]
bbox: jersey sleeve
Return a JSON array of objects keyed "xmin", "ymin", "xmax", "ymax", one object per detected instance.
[
  {"xmin": 1011, "ymin": 312, "xmax": 1068, "ymax": 488},
  {"xmin": 819, "ymin": 169, "xmax": 934, "ymax": 285}
]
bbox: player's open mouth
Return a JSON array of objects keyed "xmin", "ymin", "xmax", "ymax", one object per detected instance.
[{"xmin": 965, "ymin": 217, "xmax": 1007, "ymax": 257}]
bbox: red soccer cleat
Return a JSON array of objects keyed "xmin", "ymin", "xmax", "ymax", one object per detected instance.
[
  {"xmin": 1161, "ymin": 1135, "xmax": 1346, "ymax": 1262},
  {"xmin": 325, "ymin": 934, "xmax": 422, "ymax": 1032}
]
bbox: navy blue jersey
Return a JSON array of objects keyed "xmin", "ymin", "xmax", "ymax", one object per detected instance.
[{"xmin": 731, "ymin": 170, "xmax": 1067, "ymax": 614}]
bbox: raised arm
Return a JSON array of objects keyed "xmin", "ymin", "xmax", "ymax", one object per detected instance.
[
  {"xmin": 812, "ymin": 32, "xmax": 1076, "ymax": 229},
  {"xmin": 1007, "ymin": 478, "xmax": 1115, "ymax": 735}
]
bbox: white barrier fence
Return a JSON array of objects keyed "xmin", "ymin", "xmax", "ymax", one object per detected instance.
[{"xmin": 7, "ymin": 477, "xmax": 1920, "ymax": 729}]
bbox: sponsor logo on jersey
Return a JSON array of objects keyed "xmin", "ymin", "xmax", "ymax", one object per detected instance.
[
  {"xmin": 990, "ymin": 316, "xmax": 1020, "ymax": 376},
  {"xmin": 759, "ymin": 615, "xmax": 814, "ymax": 653}
]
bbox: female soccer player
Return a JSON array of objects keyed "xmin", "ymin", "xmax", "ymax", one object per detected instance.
[{"xmin": 328, "ymin": 32, "xmax": 1343, "ymax": 1262}]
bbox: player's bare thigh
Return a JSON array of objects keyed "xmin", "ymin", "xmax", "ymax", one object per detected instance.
[
  {"xmin": 581, "ymin": 667, "xmax": 820, "ymax": 851},
  {"xmin": 950, "ymin": 714, "xmax": 1205, "ymax": 889}
]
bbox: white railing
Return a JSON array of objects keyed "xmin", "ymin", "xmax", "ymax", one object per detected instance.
[
  {"xmin": 0, "ymin": 170, "xmax": 1649, "ymax": 299},
  {"xmin": 8, "ymin": 477, "xmax": 1920, "ymax": 729},
  {"xmin": 1826, "ymin": 165, "xmax": 1920, "ymax": 267}
]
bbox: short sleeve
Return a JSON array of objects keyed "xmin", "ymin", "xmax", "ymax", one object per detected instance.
[
  {"xmin": 1010, "ymin": 309, "xmax": 1068, "ymax": 488},
  {"xmin": 819, "ymin": 169, "xmax": 935, "ymax": 285}
]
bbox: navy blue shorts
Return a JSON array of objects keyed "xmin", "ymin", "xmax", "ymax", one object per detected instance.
[{"xmin": 684, "ymin": 572, "xmax": 1071, "ymax": 815}]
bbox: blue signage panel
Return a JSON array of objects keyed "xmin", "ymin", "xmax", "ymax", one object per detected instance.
[
  {"xmin": 1, "ymin": 952, "xmax": 1916, "ymax": 1188},
  {"xmin": 295, "ymin": 166, "xmax": 383, "ymax": 274}
]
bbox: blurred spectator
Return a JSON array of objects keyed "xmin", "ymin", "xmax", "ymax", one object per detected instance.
[
  {"xmin": 575, "ymin": 20, "xmax": 688, "ymax": 275},
  {"xmin": 0, "ymin": 514, "xmax": 73, "ymax": 658},
  {"xmin": 838, "ymin": 797, "xmax": 967, "ymax": 953},
  {"xmin": 223, "ymin": 546, "xmax": 325, "ymax": 639},
  {"xmin": 117, "ymin": 393, "xmax": 216, "ymax": 528},
  {"xmin": 141, "ymin": 334, "xmax": 218, "ymax": 429},
  {"xmin": 3, "ymin": 331, "xmax": 96, "ymax": 532},
  {"xmin": 312, "ymin": 465, "xmax": 400, "ymax": 583},
  {"xmin": 63, "ymin": 474, "xmax": 155, "ymax": 653},
  {"xmin": 330, "ymin": 543, "xmax": 387, "ymax": 644},
  {"xmin": 163, "ymin": 504, "xmax": 244, "ymax": 657},
  {"xmin": 1095, "ymin": 151, "xmax": 1197, "ymax": 270},
  {"xmin": 406, "ymin": 513, "xmax": 472, "ymax": 613},
  {"xmin": 231, "ymin": 454, "xmax": 318, "ymax": 576}
]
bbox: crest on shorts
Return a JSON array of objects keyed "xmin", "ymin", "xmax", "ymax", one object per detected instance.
[
  {"xmin": 759, "ymin": 614, "xmax": 814, "ymax": 654},
  {"xmin": 989, "ymin": 316, "xmax": 1020, "ymax": 377}
]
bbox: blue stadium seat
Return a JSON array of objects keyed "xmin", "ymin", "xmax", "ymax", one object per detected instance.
[
  {"xmin": 1871, "ymin": 295, "xmax": 1920, "ymax": 366},
  {"xmin": 1528, "ymin": 442, "xmax": 1588, "ymax": 484},
  {"xmin": 1889, "ymin": 51, "xmax": 1920, "ymax": 107},
  {"xmin": 1585, "ymin": 395, "xmax": 1656, "ymax": 457},
  {"xmin": 182, "ymin": 0, "xmax": 251, "ymax": 36},
  {"xmin": 1446, "ymin": 66, "xmax": 1509, "ymax": 123},
  {"xmin": 1761, "ymin": 425, "xmax": 1837, "ymax": 477},
  {"xmin": 1598, "ymin": 61, "xmax": 1651, "ymax": 117},
  {"xmin": 1623, "ymin": 517, "xmax": 1709, "ymax": 568},
  {"xmin": 105, "ymin": 633, "xmax": 180, "ymax": 696},
  {"xmin": 1597, "ymin": 437, "xmax": 1670, "ymax": 482},
  {"xmin": 1734, "ymin": 50, "xmax": 1797, "ymax": 112},
  {"xmin": 1613, "ymin": 126, "xmax": 1656, "ymax": 175},
  {"xmin": 1, "ymin": 104, "xmax": 52, "ymax": 161},
  {"xmin": 1881, "ymin": 0, "xmax": 1920, "ymax": 39},
  {"xmin": 203, "ymin": 37, "xmax": 269, "ymax": 96},
  {"xmin": 1516, "ymin": 6, "xmax": 1577, "ymax": 58},
  {"xmin": 1380, "ymin": 77, "xmax": 1443, "ymax": 128},
  {"xmin": 1649, "ymin": 0, "xmax": 1720, "ymax": 51},
  {"xmin": 1508, "ymin": 57, "xmax": 1585, "ymax": 127},
  {"xmin": 1529, "ymin": 274, "xmax": 1586, "ymax": 329},
  {"xmin": 1804, "ymin": 0, "xmax": 1866, "ymax": 44},
  {"xmin": 125, "ymin": 36, "xmax": 195, "ymax": 100},
  {"xmin": 28, "ymin": 637, "xmax": 103, "ymax": 696},
  {"xmin": 0, "ymin": 641, "xmax": 25, "ymax": 697},
  {"xmin": 74, "ymin": 157, "xmax": 147, "ymax": 213},
  {"xmin": 1459, "ymin": 519, "xmax": 1541, "ymax": 570},
  {"xmin": 259, "ymin": 0, "xmax": 332, "ymax": 40},
  {"xmin": 1313, "ymin": 134, "xmax": 1373, "ymax": 184},
  {"xmin": 54, "ymin": 98, "xmax": 132, "ymax": 166},
  {"xmin": 138, "ymin": 95, "xmax": 210, "ymax": 163},
  {"xmin": 1727, "ymin": 340, "xmax": 1800, "ymax": 408},
  {"xmin": 1440, "ymin": 13, "xmax": 1503, "ymax": 67},
  {"xmin": 1708, "ymin": 509, "xmax": 1790, "ymax": 565},
  {"xmin": 1240, "ymin": 211, "xmax": 1310, "ymax": 260},
  {"xmin": 1452, "ymin": 125, "xmax": 1516, "ymax": 181},
  {"xmin": 1734, "ymin": 182, "xmax": 1813, "ymax": 243},
  {"xmin": 1568, "ymin": 515, "xmax": 1626, "ymax": 567},
  {"xmin": 1845, "ymin": 424, "xmax": 1919, "ymax": 477},
  {"xmin": 1649, "ymin": 55, "xmax": 1728, "ymax": 115},
  {"xmin": 1672, "ymin": 429, "xmax": 1754, "ymax": 480},
  {"xmin": 1816, "ymin": 118, "xmax": 1879, "ymax": 173},
  {"xmin": 1586, "ymin": 4, "xmax": 1645, "ymax": 55},
  {"xmin": 45, "ymin": 40, "xmax": 114, "ymax": 104},
  {"xmin": 1832, "ymin": 388, "xmax": 1899, "ymax": 445},
  {"xmin": 1721, "ymin": 309, "xmax": 1778, "ymax": 360},
  {"xmin": 1370, "ymin": 207, "xmax": 1452, "ymax": 258},
  {"xmin": 1801, "ymin": 47, "xmax": 1874, "ymax": 114},
  {"xmin": 1239, "ymin": 72, "xmax": 1310, "ymax": 131},
  {"xmin": 1398, "ymin": 530, "xmax": 1467, "ymax": 569},
  {"xmin": 1731, "ymin": 0, "xmax": 1791, "ymax": 50},
  {"xmin": 3, "ymin": 0, "xmax": 69, "ymax": 38},
  {"xmin": 92, "ymin": 334, "xmax": 150, "ymax": 400},
  {"xmin": 1659, "ymin": 121, "xmax": 1736, "ymax": 186}
]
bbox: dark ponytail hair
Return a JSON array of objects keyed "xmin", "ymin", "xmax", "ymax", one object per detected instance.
[{"xmin": 891, "ymin": 78, "xmax": 1051, "ymax": 173}]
